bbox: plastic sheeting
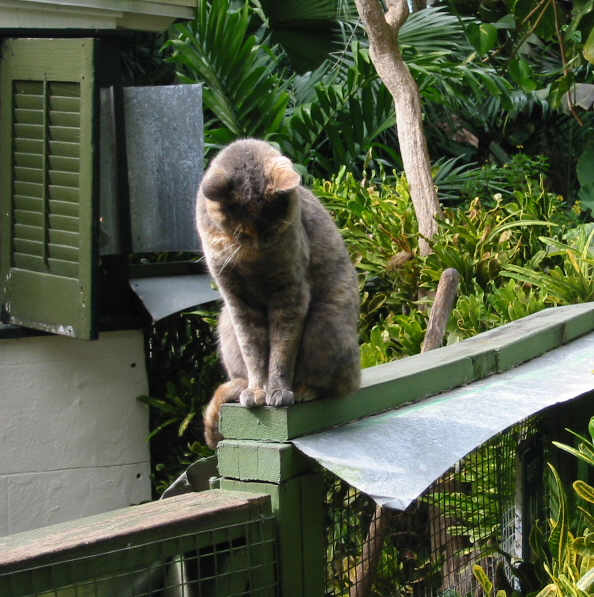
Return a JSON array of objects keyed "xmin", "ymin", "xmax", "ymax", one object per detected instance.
[{"xmin": 293, "ymin": 332, "xmax": 594, "ymax": 511}]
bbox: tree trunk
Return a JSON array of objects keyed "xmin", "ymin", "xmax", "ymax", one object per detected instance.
[{"xmin": 354, "ymin": 0, "xmax": 440, "ymax": 256}]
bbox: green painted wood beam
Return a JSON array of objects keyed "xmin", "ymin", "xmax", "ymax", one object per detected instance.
[
  {"xmin": 217, "ymin": 440, "xmax": 314, "ymax": 483},
  {"xmin": 219, "ymin": 303, "xmax": 594, "ymax": 443}
]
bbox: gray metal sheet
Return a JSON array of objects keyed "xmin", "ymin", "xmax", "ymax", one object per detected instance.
[
  {"xmin": 293, "ymin": 332, "xmax": 594, "ymax": 511},
  {"xmin": 98, "ymin": 87, "xmax": 121, "ymax": 255},
  {"xmin": 129, "ymin": 275, "xmax": 219, "ymax": 321},
  {"xmin": 124, "ymin": 84, "xmax": 204, "ymax": 253}
]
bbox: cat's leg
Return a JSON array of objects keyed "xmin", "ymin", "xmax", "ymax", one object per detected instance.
[
  {"xmin": 265, "ymin": 286, "xmax": 310, "ymax": 406},
  {"xmin": 221, "ymin": 296, "xmax": 269, "ymax": 407},
  {"xmin": 295, "ymin": 300, "xmax": 360, "ymax": 400},
  {"xmin": 218, "ymin": 305, "xmax": 247, "ymax": 379}
]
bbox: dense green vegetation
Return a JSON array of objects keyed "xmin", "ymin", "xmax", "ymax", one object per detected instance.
[
  {"xmin": 143, "ymin": 0, "xmax": 593, "ymax": 503},
  {"xmin": 471, "ymin": 417, "xmax": 594, "ymax": 597},
  {"xmin": 135, "ymin": 3, "xmax": 594, "ymax": 594}
]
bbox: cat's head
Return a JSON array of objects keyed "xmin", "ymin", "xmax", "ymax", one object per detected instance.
[{"xmin": 199, "ymin": 139, "xmax": 301, "ymax": 243}]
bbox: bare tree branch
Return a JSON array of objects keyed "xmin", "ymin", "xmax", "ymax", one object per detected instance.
[{"xmin": 422, "ymin": 268, "xmax": 460, "ymax": 352}]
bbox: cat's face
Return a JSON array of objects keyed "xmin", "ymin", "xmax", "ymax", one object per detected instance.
[{"xmin": 199, "ymin": 140, "xmax": 300, "ymax": 245}]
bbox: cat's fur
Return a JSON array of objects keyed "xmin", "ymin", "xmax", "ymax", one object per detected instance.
[{"xmin": 197, "ymin": 139, "xmax": 360, "ymax": 448}]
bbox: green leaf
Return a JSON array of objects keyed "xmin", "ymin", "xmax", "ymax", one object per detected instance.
[
  {"xmin": 178, "ymin": 411, "xmax": 196, "ymax": 437},
  {"xmin": 547, "ymin": 463, "xmax": 569, "ymax": 570},
  {"xmin": 572, "ymin": 535, "xmax": 594, "ymax": 558},
  {"xmin": 584, "ymin": 25, "xmax": 594, "ymax": 64},
  {"xmin": 573, "ymin": 480, "xmax": 594, "ymax": 504},
  {"xmin": 509, "ymin": 57, "xmax": 537, "ymax": 91},
  {"xmin": 472, "ymin": 564, "xmax": 494, "ymax": 595},
  {"xmin": 577, "ymin": 567, "xmax": 594, "ymax": 593},
  {"xmin": 147, "ymin": 417, "xmax": 179, "ymax": 440},
  {"xmin": 513, "ymin": 0, "xmax": 556, "ymax": 41},
  {"xmin": 467, "ymin": 23, "xmax": 498, "ymax": 56},
  {"xmin": 552, "ymin": 440, "xmax": 594, "ymax": 468},
  {"xmin": 577, "ymin": 145, "xmax": 594, "ymax": 187}
]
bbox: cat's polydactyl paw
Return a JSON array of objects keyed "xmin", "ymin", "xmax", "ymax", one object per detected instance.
[
  {"xmin": 266, "ymin": 388, "xmax": 295, "ymax": 407},
  {"xmin": 240, "ymin": 388, "xmax": 266, "ymax": 407}
]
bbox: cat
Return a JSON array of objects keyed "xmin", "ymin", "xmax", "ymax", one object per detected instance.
[{"xmin": 196, "ymin": 139, "xmax": 360, "ymax": 448}]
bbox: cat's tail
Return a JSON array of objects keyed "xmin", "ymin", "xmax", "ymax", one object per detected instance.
[{"xmin": 203, "ymin": 378, "xmax": 248, "ymax": 449}]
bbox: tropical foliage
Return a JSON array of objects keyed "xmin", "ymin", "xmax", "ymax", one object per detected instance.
[
  {"xmin": 163, "ymin": 0, "xmax": 518, "ymax": 177},
  {"xmin": 470, "ymin": 416, "xmax": 594, "ymax": 597},
  {"xmin": 145, "ymin": 0, "xmax": 594, "ymax": 521},
  {"xmin": 314, "ymin": 154, "xmax": 585, "ymax": 364},
  {"xmin": 163, "ymin": 0, "xmax": 594, "ymax": 201}
]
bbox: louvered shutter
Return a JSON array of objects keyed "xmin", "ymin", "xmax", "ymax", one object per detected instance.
[{"xmin": 0, "ymin": 38, "xmax": 96, "ymax": 339}]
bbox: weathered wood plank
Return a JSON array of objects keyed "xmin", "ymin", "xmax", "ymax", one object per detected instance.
[
  {"xmin": 0, "ymin": 490, "xmax": 270, "ymax": 572},
  {"xmin": 219, "ymin": 303, "xmax": 594, "ymax": 442}
]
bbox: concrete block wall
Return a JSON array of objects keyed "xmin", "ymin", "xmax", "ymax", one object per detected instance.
[{"xmin": 0, "ymin": 330, "xmax": 151, "ymax": 536}]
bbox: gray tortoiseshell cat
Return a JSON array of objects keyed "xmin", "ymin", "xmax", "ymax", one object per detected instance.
[{"xmin": 197, "ymin": 139, "xmax": 360, "ymax": 448}]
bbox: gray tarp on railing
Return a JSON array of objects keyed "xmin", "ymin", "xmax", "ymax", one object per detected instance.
[{"xmin": 293, "ymin": 331, "xmax": 594, "ymax": 511}]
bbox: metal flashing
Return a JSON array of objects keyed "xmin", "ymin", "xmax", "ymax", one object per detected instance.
[
  {"xmin": 129, "ymin": 274, "xmax": 219, "ymax": 321},
  {"xmin": 293, "ymin": 331, "xmax": 594, "ymax": 510}
]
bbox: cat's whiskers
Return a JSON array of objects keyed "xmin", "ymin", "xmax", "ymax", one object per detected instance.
[
  {"xmin": 218, "ymin": 244, "xmax": 241, "ymax": 275},
  {"xmin": 232, "ymin": 224, "xmax": 243, "ymax": 240}
]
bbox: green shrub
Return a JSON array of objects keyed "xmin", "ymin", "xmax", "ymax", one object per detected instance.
[
  {"xmin": 470, "ymin": 417, "xmax": 594, "ymax": 597},
  {"xmin": 503, "ymin": 224, "xmax": 594, "ymax": 305},
  {"xmin": 139, "ymin": 307, "xmax": 223, "ymax": 495},
  {"xmin": 449, "ymin": 278, "xmax": 549, "ymax": 342},
  {"xmin": 315, "ymin": 155, "xmax": 586, "ymax": 366}
]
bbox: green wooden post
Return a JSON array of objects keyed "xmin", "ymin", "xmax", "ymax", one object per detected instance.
[{"xmin": 218, "ymin": 441, "xmax": 325, "ymax": 597}]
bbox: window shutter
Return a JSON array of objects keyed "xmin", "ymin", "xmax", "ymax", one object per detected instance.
[{"xmin": 0, "ymin": 38, "xmax": 96, "ymax": 339}]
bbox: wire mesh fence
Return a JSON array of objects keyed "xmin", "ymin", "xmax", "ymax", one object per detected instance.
[
  {"xmin": 1, "ymin": 516, "xmax": 278, "ymax": 597},
  {"xmin": 324, "ymin": 418, "xmax": 542, "ymax": 597}
]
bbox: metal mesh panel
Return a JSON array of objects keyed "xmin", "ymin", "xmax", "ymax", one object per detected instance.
[
  {"xmin": 324, "ymin": 419, "xmax": 541, "ymax": 597},
  {"xmin": 1, "ymin": 517, "xmax": 278, "ymax": 597}
]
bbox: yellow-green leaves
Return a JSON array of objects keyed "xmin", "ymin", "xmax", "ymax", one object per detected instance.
[{"xmin": 583, "ymin": 25, "xmax": 594, "ymax": 64}]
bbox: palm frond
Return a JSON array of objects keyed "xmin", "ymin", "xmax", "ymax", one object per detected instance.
[
  {"xmin": 283, "ymin": 44, "xmax": 396, "ymax": 177},
  {"xmin": 164, "ymin": 0, "xmax": 290, "ymax": 150}
]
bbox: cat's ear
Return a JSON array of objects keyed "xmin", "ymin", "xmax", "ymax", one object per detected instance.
[
  {"xmin": 267, "ymin": 157, "xmax": 300, "ymax": 194},
  {"xmin": 200, "ymin": 167, "xmax": 231, "ymax": 201}
]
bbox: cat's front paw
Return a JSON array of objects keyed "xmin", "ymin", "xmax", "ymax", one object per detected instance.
[
  {"xmin": 240, "ymin": 388, "xmax": 266, "ymax": 407},
  {"xmin": 266, "ymin": 388, "xmax": 294, "ymax": 407}
]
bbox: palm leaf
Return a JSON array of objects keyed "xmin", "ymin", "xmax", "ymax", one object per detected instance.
[
  {"xmin": 284, "ymin": 43, "xmax": 396, "ymax": 177},
  {"xmin": 164, "ymin": 0, "xmax": 290, "ymax": 150}
]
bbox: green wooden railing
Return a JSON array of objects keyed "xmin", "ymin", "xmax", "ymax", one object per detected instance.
[{"xmin": 0, "ymin": 491, "xmax": 277, "ymax": 596}]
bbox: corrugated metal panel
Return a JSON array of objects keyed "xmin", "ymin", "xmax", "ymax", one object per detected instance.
[
  {"xmin": 123, "ymin": 84, "xmax": 203, "ymax": 253},
  {"xmin": 129, "ymin": 273, "xmax": 219, "ymax": 321}
]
